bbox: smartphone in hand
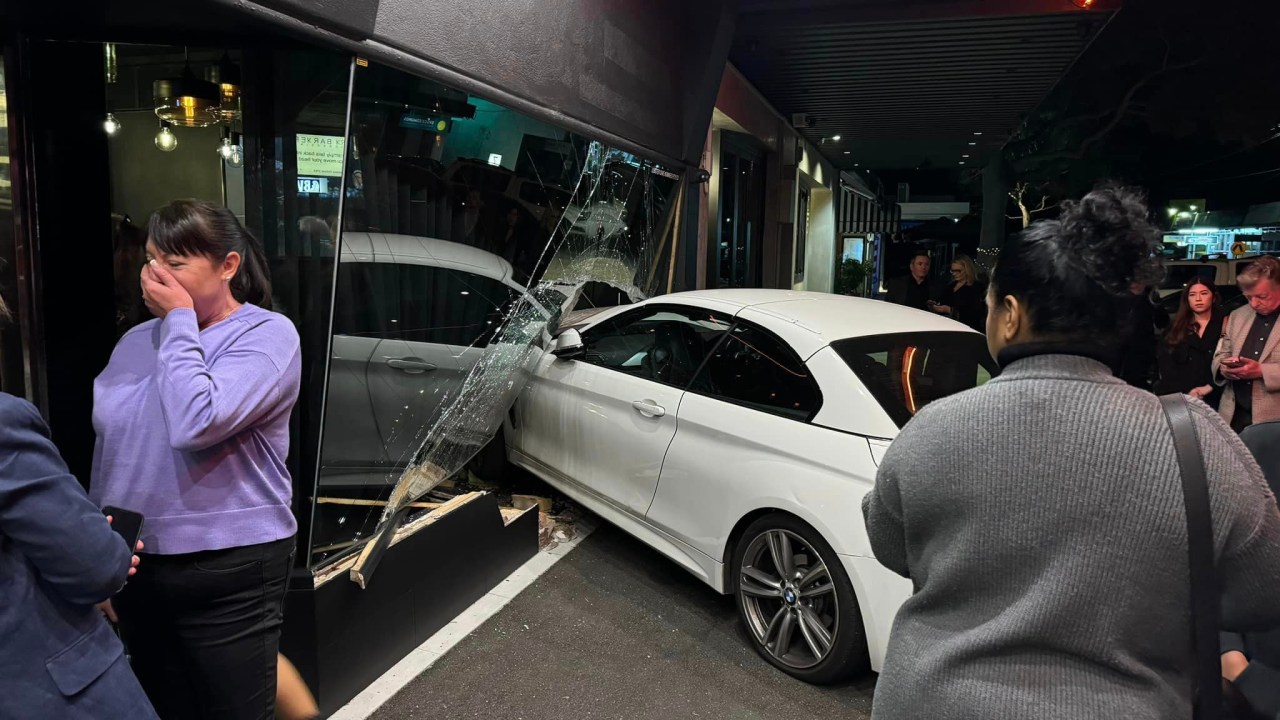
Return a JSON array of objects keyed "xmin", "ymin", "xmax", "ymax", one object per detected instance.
[
  {"xmin": 1222, "ymin": 356, "xmax": 1246, "ymax": 368},
  {"xmin": 102, "ymin": 506, "xmax": 144, "ymax": 552}
]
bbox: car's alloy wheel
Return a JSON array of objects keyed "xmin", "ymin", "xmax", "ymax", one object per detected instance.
[{"xmin": 733, "ymin": 514, "xmax": 868, "ymax": 684}]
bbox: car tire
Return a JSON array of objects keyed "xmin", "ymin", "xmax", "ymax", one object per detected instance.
[{"xmin": 732, "ymin": 513, "xmax": 869, "ymax": 684}]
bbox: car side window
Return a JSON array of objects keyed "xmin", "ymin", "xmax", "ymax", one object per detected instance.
[
  {"xmin": 580, "ymin": 306, "xmax": 732, "ymax": 387},
  {"xmin": 332, "ymin": 263, "xmax": 518, "ymax": 347},
  {"xmin": 398, "ymin": 266, "xmax": 518, "ymax": 348},
  {"xmin": 688, "ymin": 324, "xmax": 822, "ymax": 421},
  {"xmin": 333, "ymin": 263, "xmax": 400, "ymax": 338}
]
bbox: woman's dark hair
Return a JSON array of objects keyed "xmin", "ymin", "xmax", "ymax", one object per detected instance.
[
  {"xmin": 147, "ymin": 199, "xmax": 273, "ymax": 309},
  {"xmin": 1164, "ymin": 278, "xmax": 1220, "ymax": 348},
  {"xmin": 990, "ymin": 183, "xmax": 1162, "ymax": 343}
]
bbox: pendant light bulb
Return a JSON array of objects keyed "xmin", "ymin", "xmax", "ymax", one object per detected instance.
[
  {"xmin": 104, "ymin": 113, "xmax": 122, "ymax": 136},
  {"xmin": 221, "ymin": 132, "xmax": 244, "ymax": 168},
  {"xmin": 155, "ymin": 122, "xmax": 178, "ymax": 152}
]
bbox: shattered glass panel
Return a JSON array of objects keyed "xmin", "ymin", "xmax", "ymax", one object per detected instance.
[{"xmin": 310, "ymin": 61, "xmax": 678, "ymax": 570}]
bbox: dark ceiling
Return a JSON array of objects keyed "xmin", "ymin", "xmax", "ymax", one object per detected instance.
[{"xmin": 730, "ymin": 0, "xmax": 1118, "ymax": 172}]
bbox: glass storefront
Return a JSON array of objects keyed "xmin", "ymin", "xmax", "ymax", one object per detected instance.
[
  {"xmin": 0, "ymin": 32, "xmax": 680, "ymax": 576},
  {"xmin": 0, "ymin": 8, "xmax": 705, "ymax": 707},
  {"xmin": 310, "ymin": 60, "xmax": 678, "ymax": 570}
]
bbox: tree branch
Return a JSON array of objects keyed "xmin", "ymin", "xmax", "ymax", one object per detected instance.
[
  {"xmin": 1075, "ymin": 55, "xmax": 1202, "ymax": 158},
  {"xmin": 1013, "ymin": 34, "xmax": 1204, "ymax": 170}
]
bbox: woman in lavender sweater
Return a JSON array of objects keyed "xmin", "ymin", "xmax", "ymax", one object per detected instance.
[{"xmin": 91, "ymin": 199, "xmax": 302, "ymax": 720}]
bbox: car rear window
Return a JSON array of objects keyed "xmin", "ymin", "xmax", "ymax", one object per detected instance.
[{"xmin": 832, "ymin": 331, "xmax": 997, "ymax": 428}]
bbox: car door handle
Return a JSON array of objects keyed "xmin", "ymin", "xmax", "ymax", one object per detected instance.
[
  {"xmin": 632, "ymin": 400, "xmax": 666, "ymax": 418},
  {"xmin": 386, "ymin": 358, "xmax": 438, "ymax": 374}
]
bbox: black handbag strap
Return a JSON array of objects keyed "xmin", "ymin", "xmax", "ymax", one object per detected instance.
[{"xmin": 1160, "ymin": 394, "xmax": 1224, "ymax": 718}]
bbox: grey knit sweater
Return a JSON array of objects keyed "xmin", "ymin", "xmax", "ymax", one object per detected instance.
[{"xmin": 862, "ymin": 353, "xmax": 1280, "ymax": 720}]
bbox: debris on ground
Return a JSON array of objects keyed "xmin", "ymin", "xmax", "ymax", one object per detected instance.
[
  {"xmin": 511, "ymin": 494, "xmax": 554, "ymax": 514},
  {"xmin": 428, "ymin": 465, "xmax": 583, "ymax": 551}
]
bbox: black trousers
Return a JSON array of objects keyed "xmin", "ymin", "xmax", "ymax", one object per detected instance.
[
  {"xmin": 115, "ymin": 537, "xmax": 295, "ymax": 720},
  {"xmin": 1233, "ymin": 404, "xmax": 1254, "ymax": 434}
]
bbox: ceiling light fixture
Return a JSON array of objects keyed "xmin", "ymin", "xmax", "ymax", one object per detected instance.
[
  {"xmin": 154, "ymin": 48, "xmax": 222, "ymax": 128},
  {"xmin": 218, "ymin": 135, "xmax": 235, "ymax": 161},
  {"xmin": 973, "ymin": 132, "xmax": 983, "ymax": 136},
  {"xmin": 843, "ymin": 151, "xmax": 851, "ymax": 155},
  {"xmin": 1072, "ymin": 0, "xmax": 1096, "ymax": 8},
  {"xmin": 205, "ymin": 52, "xmax": 242, "ymax": 124},
  {"xmin": 104, "ymin": 43, "xmax": 121, "ymax": 138},
  {"xmin": 223, "ymin": 135, "xmax": 244, "ymax": 168},
  {"xmin": 831, "ymin": 135, "xmax": 842, "ymax": 141},
  {"xmin": 155, "ymin": 120, "xmax": 178, "ymax": 152},
  {"xmin": 104, "ymin": 43, "xmax": 118, "ymax": 85}
]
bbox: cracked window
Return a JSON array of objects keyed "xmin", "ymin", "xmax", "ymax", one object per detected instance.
[{"xmin": 310, "ymin": 60, "xmax": 678, "ymax": 571}]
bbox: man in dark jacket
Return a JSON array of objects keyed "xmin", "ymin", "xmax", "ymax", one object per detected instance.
[
  {"xmin": 1223, "ymin": 420, "xmax": 1280, "ymax": 718},
  {"xmin": 0, "ymin": 392, "xmax": 157, "ymax": 719},
  {"xmin": 886, "ymin": 250, "xmax": 934, "ymax": 311}
]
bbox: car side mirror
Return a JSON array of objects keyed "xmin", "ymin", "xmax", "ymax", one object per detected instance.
[{"xmin": 552, "ymin": 328, "xmax": 585, "ymax": 360}]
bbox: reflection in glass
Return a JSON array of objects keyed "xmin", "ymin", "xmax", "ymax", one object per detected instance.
[
  {"xmin": 0, "ymin": 60, "xmax": 26, "ymax": 395},
  {"xmin": 717, "ymin": 134, "xmax": 765, "ymax": 288},
  {"xmin": 311, "ymin": 61, "xmax": 677, "ymax": 570},
  {"xmin": 104, "ymin": 46, "xmax": 252, "ymax": 339}
]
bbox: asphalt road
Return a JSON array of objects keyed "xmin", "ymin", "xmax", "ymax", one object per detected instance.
[{"xmin": 371, "ymin": 522, "xmax": 876, "ymax": 719}]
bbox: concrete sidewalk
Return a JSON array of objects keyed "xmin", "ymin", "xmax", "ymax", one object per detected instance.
[{"xmin": 365, "ymin": 523, "xmax": 875, "ymax": 719}]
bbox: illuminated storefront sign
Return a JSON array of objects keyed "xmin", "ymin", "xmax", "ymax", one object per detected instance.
[{"xmin": 296, "ymin": 134, "xmax": 346, "ymax": 177}]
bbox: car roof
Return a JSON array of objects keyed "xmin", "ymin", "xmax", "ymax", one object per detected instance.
[
  {"xmin": 656, "ymin": 289, "xmax": 978, "ymax": 359},
  {"xmin": 340, "ymin": 232, "xmax": 518, "ymax": 286}
]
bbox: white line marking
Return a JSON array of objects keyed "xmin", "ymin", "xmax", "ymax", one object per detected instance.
[{"xmin": 328, "ymin": 519, "xmax": 597, "ymax": 720}]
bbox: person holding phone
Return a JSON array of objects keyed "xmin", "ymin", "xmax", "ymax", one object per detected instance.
[
  {"xmin": 91, "ymin": 199, "xmax": 302, "ymax": 720},
  {"xmin": 0, "ymin": 296, "xmax": 156, "ymax": 719},
  {"xmin": 927, "ymin": 254, "xmax": 987, "ymax": 332},
  {"xmin": 1212, "ymin": 255, "xmax": 1280, "ymax": 432}
]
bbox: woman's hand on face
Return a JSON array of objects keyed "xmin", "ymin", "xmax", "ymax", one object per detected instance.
[{"xmin": 140, "ymin": 260, "xmax": 194, "ymax": 318}]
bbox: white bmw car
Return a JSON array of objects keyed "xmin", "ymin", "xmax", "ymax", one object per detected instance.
[{"xmin": 504, "ymin": 289, "xmax": 997, "ymax": 683}]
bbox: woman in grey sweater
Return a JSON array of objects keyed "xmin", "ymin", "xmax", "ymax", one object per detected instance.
[{"xmin": 862, "ymin": 185, "xmax": 1280, "ymax": 720}]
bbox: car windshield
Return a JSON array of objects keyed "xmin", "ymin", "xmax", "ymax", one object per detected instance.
[{"xmin": 832, "ymin": 331, "xmax": 998, "ymax": 428}]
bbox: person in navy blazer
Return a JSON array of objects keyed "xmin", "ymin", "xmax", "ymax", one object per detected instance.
[{"xmin": 0, "ymin": 391, "xmax": 158, "ymax": 719}]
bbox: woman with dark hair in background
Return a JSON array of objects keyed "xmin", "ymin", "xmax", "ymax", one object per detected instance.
[
  {"xmin": 1155, "ymin": 278, "xmax": 1225, "ymax": 407},
  {"xmin": 862, "ymin": 184, "xmax": 1280, "ymax": 719},
  {"xmin": 91, "ymin": 199, "xmax": 302, "ymax": 720}
]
